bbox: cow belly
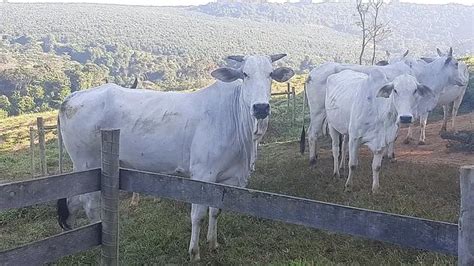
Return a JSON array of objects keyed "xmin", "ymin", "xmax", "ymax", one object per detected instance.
[{"xmin": 437, "ymin": 85, "xmax": 464, "ymax": 105}]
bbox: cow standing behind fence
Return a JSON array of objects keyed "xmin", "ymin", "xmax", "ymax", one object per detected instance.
[{"xmin": 57, "ymin": 54, "xmax": 294, "ymax": 261}]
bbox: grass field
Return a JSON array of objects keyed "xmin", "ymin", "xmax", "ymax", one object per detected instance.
[{"xmin": 0, "ymin": 80, "xmax": 463, "ymax": 265}]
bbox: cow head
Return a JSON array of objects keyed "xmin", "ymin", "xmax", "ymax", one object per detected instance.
[
  {"xmin": 386, "ymin": 50, "xmax": 409, "ymax": 64},
  {"xmin": 211, "ymin": 54, "xmax": 294, "ymax": 120},
  {"xmin": 433, "ymin": 48, "xmax": 466, "ymax": 87},
  {"xmin": 376, "ymin": 73, "xmax": 435, "ymax": 124}
]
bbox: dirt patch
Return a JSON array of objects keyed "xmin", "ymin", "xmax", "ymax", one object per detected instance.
[{"xmin": 393, "ymin": 113, "xmax": 474, "ymax": 166}]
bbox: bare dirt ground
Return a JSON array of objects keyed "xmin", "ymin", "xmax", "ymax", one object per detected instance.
[{"xmin": 393, "ymin": 113, "xmax": 474, "ymax": 166}]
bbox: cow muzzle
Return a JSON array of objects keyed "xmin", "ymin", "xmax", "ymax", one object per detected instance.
[
  {"xmin": 399, "ymin": 115, "xmax": 412, "ymax": 124},
  {"xmin": 253, "ymin": 103, "xmax": 270, "ymax": 119}
]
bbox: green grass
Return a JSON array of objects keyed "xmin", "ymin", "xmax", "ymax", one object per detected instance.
[{"xmin": 0, "ymin": 84, "xmax": 461, "ymax": 265}]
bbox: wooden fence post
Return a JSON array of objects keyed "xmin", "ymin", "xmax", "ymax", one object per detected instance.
[
  {"xmin": 459, "ymin": 165, "xmax": 474, "ymax": 266},
  {"xmin": 292, "ymin": 86, "xmax": 296, "ymax": 125},
  {"xmin": 287, "ymin": 83, "xmax": 290, "ymax": 108},
  {"xmin": 29, "ymin": 126, "xmax": 35, "ymax": 177},
  {"xmin": 100, "ymin": 129, "xmax": 120, "ymax": 266},
  {"xmin": 57, "ymin": 120, "xmax": 63, "ymax": 174},
  {"xmin": 37, "ymin": 117, "xmax": 47, "ymax": 176}
]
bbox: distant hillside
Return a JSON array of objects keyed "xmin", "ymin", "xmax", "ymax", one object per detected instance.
[{"xmin": 0, "ymin": 1, "xmax": 472, "ymax": 116}]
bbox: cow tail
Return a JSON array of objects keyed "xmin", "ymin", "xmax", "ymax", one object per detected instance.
[
  {"xmin": 300, "ymin": 125, "xmax": 306, "ymax": 154},
  {"xmin": 338, "ymin": 134, "xmax": 343, "ymax": 161},
  {"xmin": 57, "ymin": 198, "xmax": 71, "ymax": 230}
]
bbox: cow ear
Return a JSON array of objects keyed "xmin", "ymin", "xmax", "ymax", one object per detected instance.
[
  {"xmin": 227, "ymin": 55, "xmax": 245, "ymax": 62},
  {"xmin": 436, "ymin": 48, "xmax": 445, "ymax": 57},
  {"xmin": 415, "ymin": 84, "xmax": 434, "ymax": 97},
  {"xmin": 444, "ymin": 56, "xmax": 453, "ymax": 65},
  {"xmin": 376, "ymin": 83, "xmax": 394, "ymax": 98},
  {"xmin": 270, "ymin": 54, "xmax": 287, "ymax": 63},
  {"xmin": 271, "ymin": 67, "xmax": 294, "ymax": 82},
  {"xmin": 211, "ymin": 68, "xmax": 243, "ymax": 82}
]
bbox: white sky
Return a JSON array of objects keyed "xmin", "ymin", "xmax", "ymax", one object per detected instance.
[{"xmin": 7, "ymin": 0, "xmax": 474, "ymax": 5}]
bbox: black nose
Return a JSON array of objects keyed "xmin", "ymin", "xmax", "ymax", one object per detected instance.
[
  {"xmin": 400, "ymin": 115, "xmax": 412, "ymax": 124},
  {"xmin": 253, "ymin": 103, "xmax": 270, "ymax": 119}
]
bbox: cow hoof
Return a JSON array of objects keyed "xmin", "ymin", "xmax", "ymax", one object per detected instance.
[
  {"xmin": 208, "ymin": 241, "xmax": 219, "ymax": 252},
  {"xmin": 309, "ymin": 158, "xmax": 317, "ymax": 169},
  {"xmin": 372, "ymin": 186, "xmax": 380, "ymax": 194},
  {"xmin": 390, "ymin": 158, "xmax": 397, "ymax": 163},
  {"xmin": 418, "ymin": 141, "xmax": 426, "ymax": 145},
  {"xmin": 403, "ymin": 139, "xmax": 410, "ymax": 144},
  {"xmin": 189, "ymin": 248, "xmax": 201, "ymax": 262},
  {"xmin": 344, "ymin": 186, "xmax": 352, "ymax": 193},
  {"xmin": 333, "ymin": 172, "xmax": 340, "ymax": 179}
]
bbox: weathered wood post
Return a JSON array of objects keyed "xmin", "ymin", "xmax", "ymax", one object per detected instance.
[
  {"xmin": 459, "ymin": 165, "xmax": 474, "ymax": 266},
  {"xmin": 36, "ymin": 117, "xmax": 47, "ymax": 176},
  {"xmin": 57, "ymin": 120, "xmax": 63, "ymax": 174},
  {"xmin": 287, "ymin": 82, "xmax": 291, "ymax": 108},
  {"xmin": 29, "ymin": 126, "xmax": 35, "ymax": 177},
  {"xmin": 100, "ymin": 129, "xmax": 120, "ymax": 266},
  {"xmin": 292, "ymin": 86, "xmax": 296, "ymax": 125}
]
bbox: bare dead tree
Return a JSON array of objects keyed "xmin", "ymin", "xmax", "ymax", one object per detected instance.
[
  {"xmin": 356, "ymin": 0, "xmax": 371, "ymax": 65},
  {"xmin": 370, "ymin": 0, "xmax": 391, "ymax": 65}
]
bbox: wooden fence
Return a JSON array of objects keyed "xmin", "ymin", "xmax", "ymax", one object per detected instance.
[
  {"xmin": 29, "ymin": 116, "xmax": 64, "ymax": 177},
  {"xmin": 272, "ymin": 82, "xmax": 297, "ymax": 125},
  {"xmin": 1, "ymin": 129, "xmax": 473, "ymax": 265}
]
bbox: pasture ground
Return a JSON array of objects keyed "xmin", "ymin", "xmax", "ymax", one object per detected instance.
[{"xmin": 0, "ymin": 96, "xmax": 472, "ymax": 264}]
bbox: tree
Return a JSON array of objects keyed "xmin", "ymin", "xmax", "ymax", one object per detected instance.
[
  {"xmin": 369, "ymin": 0, "xmax": 391, "ymax": 65},
  {"xmin": 355, "ymin": 0, "xmax": 370, "ymax": 65},
  {"xmin": 355, "ymin": 0, "xmax": 390, "ymax": 65}
]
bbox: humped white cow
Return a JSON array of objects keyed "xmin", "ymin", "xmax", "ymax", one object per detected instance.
[
  {"xmin": 325, "ymin": 69, "xmax": 435, "ymax": 192},
  {"xmin": 401, "ymin": 48, "xmax": 469, "ymax": 144},
  {"xmin": 57, "ymin": 54, "xmax": 294, "ymax": 261}
]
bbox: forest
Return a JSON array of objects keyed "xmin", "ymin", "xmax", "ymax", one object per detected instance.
[{"xmin": 0, "ymin": 1, "xmax": 472, "ymax": 117}]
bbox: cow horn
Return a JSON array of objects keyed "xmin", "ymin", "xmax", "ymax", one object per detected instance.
[
  {"xmin": 436, "ymin": 48, "xmax": 445, "ymax": 57},
  {"xmin": 385, "ymin": 50, "xmax": 390, "ymax": 57},
  {"xmin": 270, "ymin": 54, "xmax": 287, "ymax": 62},
  {"xmin": 227, "ymin": 55, "xmax": 245, "ymax": 62},
  {"xmin": 131, "ymin": 77, "xmax": 138, "ymax": 89},
  {"xmin": 448, "ymin": 47, "xmax": 453, "ymax": 57},
  {"xmin": 403, "ymin": 50, "xmax": 409, "ymax": 58}
]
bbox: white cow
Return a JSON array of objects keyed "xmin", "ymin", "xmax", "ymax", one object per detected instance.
[
  {"xmin": 302, "ymin": 60, "xmax": 412, "ymax": 167},
  {"xmin": 400, "ymin": 48, "xmax": 467, "ymax": 144},
  {"xmin": 57, "ymin": 54, "xmax": 294, "ymax": 261},
  {"xmin": 325, "ymin": 70, "xmax": 435, "ymax": 192}
]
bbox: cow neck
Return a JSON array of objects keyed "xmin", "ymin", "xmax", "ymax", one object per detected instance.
[
  {"xmin": 416, "ymin": 59, "xmax": 449, "ymax": 94},
  {"xmin": 232, "ymin": 84, "xmax": 254, "ymax": 160}
]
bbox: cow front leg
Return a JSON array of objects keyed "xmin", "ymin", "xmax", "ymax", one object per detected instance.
[
  {"xmin": 250, "ymin": 140, "xmax": 258, "ymax": 172},
  {"xmin": 207, "ymin": 207, "xmax": 222, "ymax": 251},
  {"xmin": 441, "ymin": 105, "xmax": 449, "ymax": 132},
  {"xmin": 418, "ymin": 115, "xmax": 428, "ymax": 145},
  {"xmin": 387, "ymin": 141, "xmax": 396, "ymax": 163},
  {"xmin": 189, "ymin": 203, "xmax": 207, "ymax": 262},
  {"xmin": 404, "ymin": 125, "xmax": 413, "ymax": 144},
  {"xmin": 345, "ymin": 137, "xmax": 359, "ymax": 192},
  {"xmin": 452, "ymin": 94, "xmax": 465, "ymax": 132},
  {"xmin": 371, "ymin": 151, "xmax": 383, "ymax": 193}
]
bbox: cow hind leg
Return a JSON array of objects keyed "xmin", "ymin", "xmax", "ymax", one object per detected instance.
[
  {"xmin": 207, "ymin": 207, "xmax": 221, "ymax": 251},
  {"xmin": 189, "ymin": 203, "xmax": 207, "ymax": 262},
  {"xmin": 328, "ymin": 126, "xmax": 341, "ymax": 178},
  {"xmin": 339, "ymin": 134, "xmax": 348, "ymax": 171},
  {"xmin": 441, "ymin": 105, "xmax": 449, "ymax": 132}
]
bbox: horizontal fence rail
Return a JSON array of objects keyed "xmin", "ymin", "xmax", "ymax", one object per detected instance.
[
  {"xmin": 0, "ymin": 169, "xmax": 101, "ymax": 211},
  {"xmin": 120, "ymin": 168, "xmax": 458, "ymax": 255},
  {"xmin": 0, "ymin": 222, "xmax": 101, "ymax": 266}
]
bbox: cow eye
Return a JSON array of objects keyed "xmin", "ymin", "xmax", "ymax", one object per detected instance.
[
  {"xmin": 243, "ymin": 72, "xmax": 249, "ymax": 78},
  {"xmin": 393, "ymin": 89, "xmax": 398, "ymax": 94}
]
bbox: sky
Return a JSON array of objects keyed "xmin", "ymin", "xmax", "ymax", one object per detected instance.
[{"xmin": 7, "ymin": 0, "xmax": 474, "ymax": 5}]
